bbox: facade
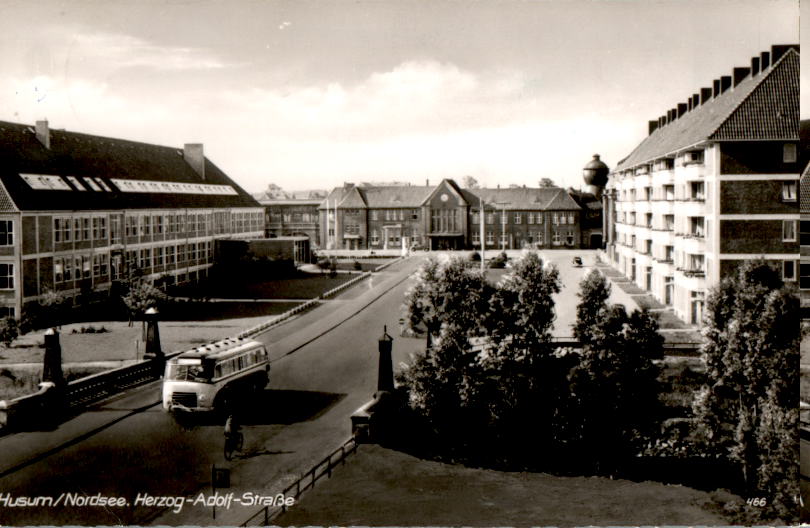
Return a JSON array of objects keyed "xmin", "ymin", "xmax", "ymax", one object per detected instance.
[
  {"xmin": 319, "ymin": 179, "xmax": 595, "ymax": 251},
  {"xmin": 604, "ymin": 45, "xmax": 800, "ymax": 324},
  {"xmin": 0, "ymin": 120, "xmax": 264, "ymax": 318},
  {"xmin": 261, "ymin": 199, "xmax": 321, "ymax": 246}
]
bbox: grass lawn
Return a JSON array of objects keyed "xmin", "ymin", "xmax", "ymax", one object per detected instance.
[
  {"xmin": 0, "ymin": 364, "xmax": 110, "ymax": 400},
  {"xmin": 172, "ymin": 273, "xmax": 359, "ymax": 299},
  {"xmin": 275, "ymin": 444, "xmax": 737, "ymax": 527}
]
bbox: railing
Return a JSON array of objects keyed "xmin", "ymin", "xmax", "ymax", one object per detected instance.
[{"xmin": 240, "ymin": 437, "xmax": 359, "ymax": 526}]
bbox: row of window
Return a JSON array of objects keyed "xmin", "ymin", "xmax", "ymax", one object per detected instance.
[
  {"xmin": 616, "ymin": 181, "xmax": 795, "ymax": 203},
  {"xmin": 471, "ymin": 212, "xmax": 577, "ymax": 225},
  {"xmin": 213, "ymin": 348, "xmax": 267, "ymax": 380},
  {"xmin": 53, "ymin": 211, "xmax": 263, "ymax": 244},
  {"xmin": 471, "ymin": 231, "xmax": 576, "ymax": 246},
  {"xmin": 53, "ymin": 242, "xmax": 213, "ymax": 284}
]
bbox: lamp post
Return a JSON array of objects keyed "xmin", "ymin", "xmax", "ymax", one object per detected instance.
[{"xmin": 479, "ymin": 196, "xmax": 485, "ymax": 274}]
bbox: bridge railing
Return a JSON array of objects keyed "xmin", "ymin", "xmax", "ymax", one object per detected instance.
[{"xmin": 240, "ymin": 436, "xmax": 358, "ymax": 526}]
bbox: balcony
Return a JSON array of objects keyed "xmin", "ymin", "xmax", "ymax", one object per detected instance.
[{"xmin": 676, "ymin": 267, "xmax": 705, "ymax": 278}]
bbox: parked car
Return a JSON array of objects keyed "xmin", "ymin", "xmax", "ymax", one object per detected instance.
[{"xmin": 572, "ymin": 256, "xmax": 583, "ymax": 267}]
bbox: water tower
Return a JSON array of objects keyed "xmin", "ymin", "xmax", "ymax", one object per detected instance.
[{"xmin": 582, "ymin": 154, "xmax": 609, "ymax": 199}]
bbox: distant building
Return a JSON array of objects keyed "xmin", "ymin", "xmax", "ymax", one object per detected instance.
[
  {"xmin": 604, "ymin": 45, "xmax": 799, "ymax": 324},
  {"xmin": 0, "ymin": 120, "xmax": 264, "ymax": 318},
  {"xmin": 260, "ymin": 198, "xmax": 321, "ymax": 246},
  {"xmin": 800, "ymin": 120, "xmax": 810, "ymax": 309},
  {"xmin": 318, "ymin": 178, "xmax": 599, "ymax": 251}
]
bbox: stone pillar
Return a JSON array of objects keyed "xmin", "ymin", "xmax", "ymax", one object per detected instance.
[
  {"xmin": 42, "ymin": 328, "xmax": 65, "ymax": 387},
  {"xmin": 143, "ymin": 307, "xmax": 163, "ymax": 360},
  {"xmin": 377, "ymin": 326, "xmax": 394, "ymax": 393}
]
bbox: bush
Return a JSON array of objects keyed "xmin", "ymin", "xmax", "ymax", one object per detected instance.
[
  {"xmin": 488, "ymin": 251, "xmax": 508, "ymax": 269},
  {"xmin": 469, "ymin": 251, "xmax": 481, "ymax": 262},
  {"xmin": 353, "ymin": 260, "xmax": 362, "ymax": 271},
  {"xmin": 0, "ymin": 317, "xmax": 18, "ymax": 347}
]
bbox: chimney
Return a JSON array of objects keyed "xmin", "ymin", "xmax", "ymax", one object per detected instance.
[
  {"xmin": 760, "ymin": 51, "xmax": 770, "ymax": 70},
  {"xmin": 677, "ymin": 103, "xmax": 687, "ymax": 118},
  {"xmin": 720, "ymin": 75, "xmax": 731, "ymax": 93},
  {"xmin": 648, "ymin": 120, "xmax": 659, "ymax": 135},
  {"xmin": 771, "ymin": 44, "xmax": 795, "ymax": 64},
  {"xmin": 751, "ymin": 56, "xmax": 760, "ymax": 76},
  {"xmin": 35, "ymin": 120, "xmax": 50, "ymax": 149},
  {"xmin": 688, "ymin": 98, "xmax": 693, "ymax": 111},
  {"xmin": 671, "ymin": 107, "xmax": 677, "ymax": 121},
  {"xmin": 700, "ymin": 87, "xmax": 712, "ymax": 104},
  {"xmin": 713, "ymin": 79, "xmax": 721, "ymax": 97},
  {"xmin": 692, "ymin": 93, "xmax": 699, "ymax": 108},
  {"xmin": 659, "ymin": 115, "xmax": 666, "ymax": 128},
  {"xmin": 183, "ymin": 143, "xmax": 205, "ymax": 180},
  {"xmin": 426, "ymin": 179, "xmax": 429, "ymax": 186},
  {"xmin": 733, "ymin": 67, "xmax": 750, "ymax": 87}
]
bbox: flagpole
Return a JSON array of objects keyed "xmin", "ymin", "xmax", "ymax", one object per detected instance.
[{"xmin": 480, "ymin": 195, "xmax": 485, "ymax": 274}]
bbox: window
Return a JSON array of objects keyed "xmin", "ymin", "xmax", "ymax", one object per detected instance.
[
  {"xmin": 689, "ymin": 217, "xmax": 705, "ymax": 237},
  {"xmin": 486, "ymin": 231, "xmax": 494, "ymax": 244},
  {"xmin": 552, "ymin": 213, "xmax": 559, "ymax": 225},
  {"xmin": 472, "ymin": 212, "xmax": 480, "ymax": 224},
  {"xmin": 73, "ymin": 218, "xmax": 82, "ymax": 241},
  {"xmin": 385, "ymin": 210, "xmax": 391, "ymax": 221},
  {"xmin": 645, "ymin": 239, "xmax": 652, "ymax": 255},
  {"xmin": 0, "ymin": 221, "xmax": 12, "ymax": 246},
  {"xmin": 645, "ymin": 213, "xmax": 652, "ymax": 228},
  {"xmin": 782, "ymin": 182, "xmax": 797, "ymax": 201},
  {"xmin": 472, "ymin": 232, "xmax": 480, "ymax": 244},
  {"xmin": 664, "ymin": 245, "xmax": 674, "ymax": 262},
  {"xmin": 690, "ymin": 181, "xmax": 705, "ymax": 200},
  {"xmin": 92, "ymin": 254, "xmax": 108, "ymax": 277},
  {"xmin": 514, "ymin": 213, "xmax": 521, "ymax": 224},
  {"xmin": 412, "ymin": 210, "xmax": 419, "ymax": 220},
  {"xmin": 664, "ymin": 185, "xmax": 675, "ymax": 201},
  {"xmin": 139, "ymin": 248, "xmax": 152, "ymax": 269},
  {"xmin": 54, "ymin": 258, "xmax": 64, "ymax": 283},
  {"xmin": 82, "ymin": 217, "xmax": 90, "ymax": 241},
  {"xmin": 567, "ymin": 213, "xmax": 575, "ymax": 224},
  {"xmin": 783, "ymin": 260, "xmax": 796, "ymax": 281},
  {"xmin": 801, "ymin": 220, "xmax": 810, "ymax": 245},
  {"xmin": 784, "ymin": 143, "xmax": 797, "ymax": 163},
  {"xmin": 537, "ymin": 214, "xmax": 543, "ymax": 224},
  {"xmin": 644, "ymin": 187, "xmax": 652, "ymax": 201},
  {"xmin": 552, "ymin": 232, "xmax": 561, "ymax": 245},
  {"xmin": 486, "ymin": 212, "xmax": 494, "ymax": 225},
  {"xmin": 0, "ymin": 263, "xmax": 14, "ymax": 289},
  {"xmin": 154, "ymin": 216, "xmax": 164, "ymax": 235},
  {"xmin": 527, "ymin": 213, "xmax": 534, "ymax": 224},
  {"xmin": 371, "ymin": 210, "xmax": 378, "ymax": 221},
  {"xmin": 166, "ymin": 246, "xmax": 176, "ymax": 265},
  {"xmin": 111, "ymin": 254, "xmax": 122, "ymax": 280},
  {"xmin": 801, "ymin": 263, "xmax": 810, "ymax": 290},
  {"xmin": 664, "ymin": 215, "xmax": 674, "ymax": 231},
  {"xmin": 370, "ymin": 231, "xmax": 379, "ymax": 245},
  {"xmin": 81, "ymin": 255, "xmax": 90, "ymax": 278},
  {"xmin": 688, "ymin": 254, "xmax": 704, "ymax": 272},
  {"xmin": 155, "ymin": 246, "xmax": 164, "ymax": 266},
  {"xmin": 783, "ymin": 220, "xmax": 797, "ymax": 241}
]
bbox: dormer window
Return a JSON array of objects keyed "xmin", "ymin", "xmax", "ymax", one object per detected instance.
[{"xmin": 783, "ymin": 143, "xmax": 797, "ymax": 163}]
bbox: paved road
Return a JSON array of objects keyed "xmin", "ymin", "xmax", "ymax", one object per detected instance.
[
  {"xmin": 0, "ymin": 256, "xmax": 426, "ymax": 526},
  {"xmin": 0, "ymin": 250, "xmax": 629, "ymax": 526}
]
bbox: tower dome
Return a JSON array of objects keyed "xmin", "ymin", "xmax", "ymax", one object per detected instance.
[{"xmin": 583, "ymin": 154, "xmax": 609, "ymax": 188}]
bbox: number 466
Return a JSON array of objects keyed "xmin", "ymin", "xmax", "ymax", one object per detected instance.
[{"xmin": 746, "ymin": 497, "xmax": 767, "ymax": 507}]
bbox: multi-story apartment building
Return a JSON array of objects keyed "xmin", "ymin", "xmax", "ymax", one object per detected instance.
[
  {"xmin": 319, "ymin": 179, "xmax": 591, "ymax": 251},
  {"xmin": 0, "ymin": 120, "xmax": 264, "ymax": 318},
  {"xmin": 605, "ymin": 45, "xmax": 799, "ymax": 324}
]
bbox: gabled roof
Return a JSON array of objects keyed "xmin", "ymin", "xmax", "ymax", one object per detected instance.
[
  {"xmin": 616, "ymin": 48, "xmax": 799, "ymax": 171},
  {"xmin": 472, "ymin": 187, "xmax": 581, "ymax": 211},
  {"xmin": 0, "ymin": 120, "xmax": 260, "ymax": 211},
  {"xmin": 338, "ymin": 186, "xmax": 368, "ymax": 208},
  {"xmin": 801, "ymin": 162, "xmax": 810, "ymax": 215}
]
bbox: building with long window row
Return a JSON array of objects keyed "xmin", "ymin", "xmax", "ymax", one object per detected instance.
[
  {"xmin": 0, "ymin": 120, "xmax": 264, "ymax": 318},
  {"xmin": 604, "ymin": 44, "xmax": 799, "ymax": 324}
]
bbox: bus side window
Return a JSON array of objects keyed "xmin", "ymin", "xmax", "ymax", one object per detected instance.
[{"xmin": 214, "ymin": 365, "xmax": 222, "ymax": 378}]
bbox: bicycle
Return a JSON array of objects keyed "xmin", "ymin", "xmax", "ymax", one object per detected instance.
[{"xmin": 224, "ymin": 430, "xmax": 244, "ymax": 460}]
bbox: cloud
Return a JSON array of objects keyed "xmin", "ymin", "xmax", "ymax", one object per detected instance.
[{"xmin": 66, "ymin": 31, "xmax": 233, "ymax": 71}]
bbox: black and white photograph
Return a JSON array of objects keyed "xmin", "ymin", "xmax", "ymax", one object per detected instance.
[{"xmin": 0, "ymin": 0, "xmax": 804, "ymax": 525}]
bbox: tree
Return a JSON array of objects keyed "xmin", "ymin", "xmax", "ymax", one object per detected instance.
[
  {"xmin": 462, "ymin": 175, "xmax": 479, "ymax": 189},
  {"xmin": 692, "ymin": 260, "xmax": 799, "ymax": 521},
  {"xmin": 538, "ymin": 178, "xmax": 556, "ymax": 188},
  {"xmin": 122, "ymin": 279, "xmax": 168, "ymax": 322},
  {"xmin": 569, "ymin": 275, "xmax": 663, "ymax": 473},
  {"xmin": 0, "ymin": 316, "xmax": 19, "ymax": 347},
  {"xmin": 572, "ymin": 270, "xmax": 611, "ymax": 346}
]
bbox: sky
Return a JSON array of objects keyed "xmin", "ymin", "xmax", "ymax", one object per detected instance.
[{"xmin": 0, "ymin": 0, "xmax": 800, "ymax": 194}]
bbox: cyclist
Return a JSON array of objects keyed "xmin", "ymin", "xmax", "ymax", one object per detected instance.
[{"xmin": 224, "ymin": 414, "xmax": 240, "ymax": 439}]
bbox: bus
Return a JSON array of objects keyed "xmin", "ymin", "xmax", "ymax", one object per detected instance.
[{"xmin": 162, "ymin": 337, "xmax": 269, "ymax": 414}]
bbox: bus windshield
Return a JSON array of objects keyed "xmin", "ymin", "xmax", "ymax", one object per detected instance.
[{"xmin": 167, "ymin": 363, "xmax": 210, "ymax": 383}]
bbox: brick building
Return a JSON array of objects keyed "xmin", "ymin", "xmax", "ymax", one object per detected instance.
[
  {"xmin": 260, "ymin": 198, "xmax": 321, "ymax": 246},
  {"xmin": 0, "ymin": 120, "xmax": 264, "ymax": 318},
  {"xmin": 319, "ymin": 179, "xmax": 594, "ymax": 251},
  {"xmin": 604, "ymin": 45, "xmax": 799, "ymax": 324}
]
